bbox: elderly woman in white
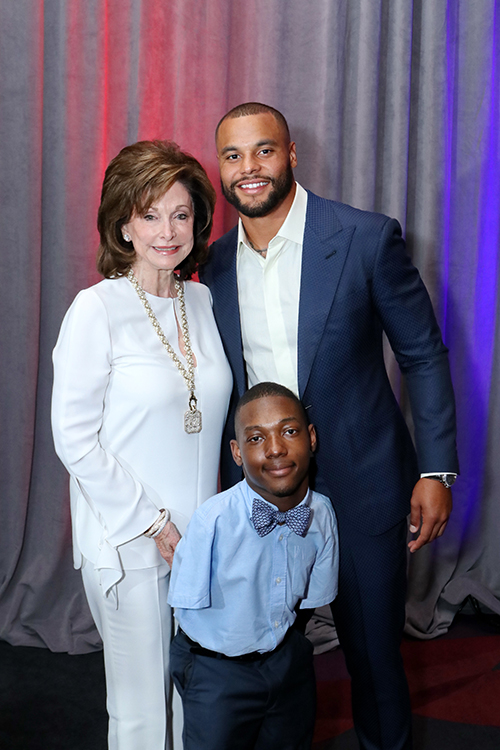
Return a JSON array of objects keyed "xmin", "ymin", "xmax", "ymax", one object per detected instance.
[{"xmin": 52, "ymin": 140, "xmax": 232, "ymax": 750}]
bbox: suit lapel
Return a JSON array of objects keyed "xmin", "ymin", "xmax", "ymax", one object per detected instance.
[
  {"xmin": 209, "ymin": 230, "xmax": 247, "ymax": 395},
  {"xmin": 298, "ymin": 193, "xmax": 355, "ymax": 396}
]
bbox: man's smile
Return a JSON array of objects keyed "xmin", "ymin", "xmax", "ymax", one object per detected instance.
[{"xmin": 235, "ymin": 180, "xmax": 271, "ymax": 194}]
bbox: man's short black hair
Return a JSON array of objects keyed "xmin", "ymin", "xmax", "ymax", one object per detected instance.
[
  {"xmin": 234, "ymin": 382, "xmax": 308, "ymax": 428},
  {"xmin": 216, "ymin": 102, "xmax": 290, "ymax": 143}
]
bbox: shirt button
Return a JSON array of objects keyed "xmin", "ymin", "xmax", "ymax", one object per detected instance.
[
  {"xmin": 276, "ymin": 577, "xmax": 281, "ymax": 584},
  {"xmin": 274, "ymin": 621, "xmax": 279, "ymax": 628},
  {"xmin": 279, "ymin": 534, "xmax": 284, "ymax": 541}
]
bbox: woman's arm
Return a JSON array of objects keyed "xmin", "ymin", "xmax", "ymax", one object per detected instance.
[{"xmin": 51, "ymin": 287, "xmax": 160, "ymax": 548}]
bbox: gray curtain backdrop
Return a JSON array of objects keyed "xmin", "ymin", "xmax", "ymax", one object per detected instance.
[{"xmin": 0, "ymin": 0, "xmax": 498, "ymax": 654}]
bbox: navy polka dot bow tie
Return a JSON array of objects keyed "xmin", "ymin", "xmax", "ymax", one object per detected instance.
[{"xmin": 251, "ymin": 498, "xmax": 311, "ymax": 538}]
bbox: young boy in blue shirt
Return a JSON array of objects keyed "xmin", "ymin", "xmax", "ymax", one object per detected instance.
[{"xmin": 168, "ymin": 382, "xmax": 339, "ymax": 750}]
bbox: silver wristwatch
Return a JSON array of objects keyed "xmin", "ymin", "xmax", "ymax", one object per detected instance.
[{"xmin": 426, "ymin": 473, "xmax": 456, "ymax": 489}]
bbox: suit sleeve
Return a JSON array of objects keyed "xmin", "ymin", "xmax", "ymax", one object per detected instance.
[
  {"xmin": 371, "ymin": 218, "xmax": 458, "ymax": 472},
  {"xmin": 51, "ymin": 289, "xmax": 161, "ymax": 548}
]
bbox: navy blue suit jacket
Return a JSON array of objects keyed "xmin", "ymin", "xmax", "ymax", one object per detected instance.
[{"xmin": 201, "ymin": 191, "xmax": 458, "ymax": 535}]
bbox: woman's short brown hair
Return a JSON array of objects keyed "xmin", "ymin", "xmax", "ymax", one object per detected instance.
[{"xmin": 96, "ymin": 140, "xmax": 216, "ymax": 280}]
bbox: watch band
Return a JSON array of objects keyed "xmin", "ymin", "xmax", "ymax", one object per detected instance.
[{"xmin": 425, "ymin": 474, "xmax": 456, "ymax": 489}]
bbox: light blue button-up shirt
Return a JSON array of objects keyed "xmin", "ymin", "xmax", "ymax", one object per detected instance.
[{"xmin": 168, "ymin": 479, "xmax": 339, "ymax": 657}]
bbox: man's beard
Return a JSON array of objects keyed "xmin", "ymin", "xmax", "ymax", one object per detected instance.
[{"xmin": 221, "ymin": 163, "xmax": 295, "ymax": 218}]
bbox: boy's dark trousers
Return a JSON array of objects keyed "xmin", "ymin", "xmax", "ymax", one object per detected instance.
[{"xmin": 170, "ymin": 627, "xmax": 316, "ymax": 750}]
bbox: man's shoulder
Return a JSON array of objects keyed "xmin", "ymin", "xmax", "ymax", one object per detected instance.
[
  {"xmin": 210, "ymin": 224, "xmax": 239, "ymax": 251},
  {"xmin": 200, "ymin": 225, "xmax": 238, "ymax": 283},
  {"xmin": 305, "ymin": 190, "xmax": 396, "ymax": 233}
]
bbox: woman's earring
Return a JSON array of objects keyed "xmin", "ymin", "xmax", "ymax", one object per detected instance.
[{"xmin": 123, "ymin": 233, "xmax": 131, "ymax": 242}]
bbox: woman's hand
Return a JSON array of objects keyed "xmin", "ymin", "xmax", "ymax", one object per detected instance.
[{"xmin": 153, "ymin": 521, "xmax": 181, "ymax": 567}]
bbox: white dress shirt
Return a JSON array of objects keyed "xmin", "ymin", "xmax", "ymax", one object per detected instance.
[{"xmin": 237, "ymin": 183, "xmax": 307, "ymax": 396}]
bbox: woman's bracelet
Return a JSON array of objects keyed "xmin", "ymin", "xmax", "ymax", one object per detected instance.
[{"xmin": 144, "ymin": 509, "xmax": 171, "ymax": 538}]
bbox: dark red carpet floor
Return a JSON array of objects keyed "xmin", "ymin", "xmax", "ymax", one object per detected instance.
[
  {"xmin": 1, "ymin": 614, "xmax": 498, "ymax": 749},
  {"xmin": 312, "ymin": 614, "xmax": 500, "ymax": 749}
]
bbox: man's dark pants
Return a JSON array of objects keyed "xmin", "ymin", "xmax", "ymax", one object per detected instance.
[
  {"xmin": 330, "ymin": 515, "xmax": 412, "ymax": 750},
  {"xmin": 170, "ymin": 627, "xmax": 316, "ymax": 750}
]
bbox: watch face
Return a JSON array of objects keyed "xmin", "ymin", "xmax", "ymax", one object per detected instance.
[{"xmin": 444, "ymin": 474, "xmax": 456, "ymax": 487}]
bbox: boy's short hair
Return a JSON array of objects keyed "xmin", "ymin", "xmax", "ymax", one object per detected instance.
[{"xmin": 234, "ymin": 382, "xmax": 308, "ymax": 427}]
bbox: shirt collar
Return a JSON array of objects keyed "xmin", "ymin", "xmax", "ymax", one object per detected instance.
[{"xmin": 237, "ymin": 182, "xmax": 308, "ymax": 252}]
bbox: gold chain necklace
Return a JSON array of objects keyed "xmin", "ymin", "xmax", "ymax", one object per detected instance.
[{"xmin": 127, "ymin": 269, "xmax": 202, "ymax": 433}]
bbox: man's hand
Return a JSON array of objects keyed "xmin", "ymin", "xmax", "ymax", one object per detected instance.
[
  {"xmin": 408, "ymin": 478, "xmax": 452, "ymax": 553},
  {"xmin": 154, "ymin": 521, "xmax": 181, "ymax": 567}
]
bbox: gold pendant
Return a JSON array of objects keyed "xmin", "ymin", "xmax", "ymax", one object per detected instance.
[
  {"xmin": 184, "ymin": 394, "xmax": 202, "ymax": 433},
  {"xmin": 184, "ymin": 408, "xmax": 202, "ymax": 433}
]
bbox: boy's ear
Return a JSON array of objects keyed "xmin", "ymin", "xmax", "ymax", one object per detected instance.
[
  {"xmin": 308, "ymin": 424, "xmax": 317, "ymax": 454},
  {"xmin": 230, "ymin": 439, "xmax": 243, "ymax": 467}
]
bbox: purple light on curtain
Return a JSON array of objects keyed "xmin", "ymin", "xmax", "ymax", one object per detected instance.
[
  {"xmin": 447, "ymin": 3, "xmax": 500, "ymax": 534},
  {"xmin": 441, "ymin": 1, "xmax": 458, "ymax": 342},
  {"xmin": 471, "ymin": 19, "xmax": 499, "ymax": 444},
  {"xmin": 473, "ymin": 3, "xmax": 499, "ymax": 389},
  {"xmin": 475, "ymin": 19, "xmax": 500, "ymax": 371}
]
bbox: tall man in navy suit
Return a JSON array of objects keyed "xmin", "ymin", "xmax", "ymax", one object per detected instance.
[{"xmin": 200, "ymin": 103, "xmax": 458, "ymax": 750}]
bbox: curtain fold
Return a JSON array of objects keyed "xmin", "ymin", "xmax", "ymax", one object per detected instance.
[
  {"xmin": 0, "ymin": 0, "xmax": 498, "ymax": 652},
  {"xmin": 405, "ymin": 0, "xmax": 500, "ymax": 637}
]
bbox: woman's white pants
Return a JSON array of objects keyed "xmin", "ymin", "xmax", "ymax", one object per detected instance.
[{"xmin": 81, "ymin": 558, "xmax": 183, "ymax": 749}]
